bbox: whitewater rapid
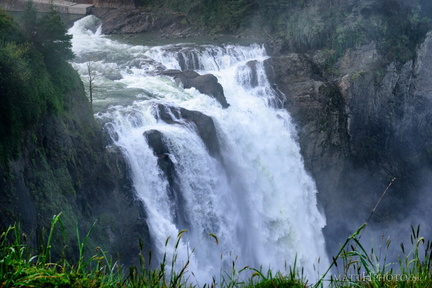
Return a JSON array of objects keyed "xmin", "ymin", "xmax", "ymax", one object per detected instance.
[{"xmin": 69, "ymin": 15, "xmax": 329, "ymax": 283}]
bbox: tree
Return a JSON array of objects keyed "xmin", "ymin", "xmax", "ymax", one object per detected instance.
[
  {"xmin": 22, "ymin": 0, "xmax": 38, "ymax": 40},
  {"xmin": 37, "ymin": 6, "xmax": 74, "ymax": 61},
  {"xmin": 86, "ymin": 61, "xmax": 96, "ymax": 108},
  {"xmin": 22, "ymin": 2, "xmax": 73, "ymax": 62}
]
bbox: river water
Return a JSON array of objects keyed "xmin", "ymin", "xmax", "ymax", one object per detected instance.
[{"xmin": 69, "ymin": 15, "xmax": 328, "ymax": 283}]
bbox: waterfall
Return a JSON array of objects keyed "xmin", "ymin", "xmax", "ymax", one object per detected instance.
[{"xmin": 70, "ymin": 15, "xmax": 329, "ymax": 283}]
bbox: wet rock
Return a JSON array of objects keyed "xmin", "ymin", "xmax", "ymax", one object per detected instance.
[
  {"xmin": 267, "ymin": 36, "xmax": 432, "ymax": 256},
  {"xmin": 162, "ymin": 69, "xmax": 230, "ymax": 108},
  {"xmin": 143, "ymin": 130, "xmax": 178, "ymax": 195},
  {"xmin": 143, "ymin": 129, "xmax": 189, "ymax": 228},
  {"xmin": 154, "ymin": 104, "xmax": 221, "ymax": 157},
  {"xmin": 92, "ymin": 8, "xmax": 197, "ymax": 36},
  {"xmin": 178, "ymin": 48, "xmax": 201, "ymax": 70}
]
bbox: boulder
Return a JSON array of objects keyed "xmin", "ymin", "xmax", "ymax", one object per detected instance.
[
  {"xmin": 143, "ymin": 129, "xmax": 189, "ymax": 228},
  {"xmin": 144, "ymin": 129, "xmax": 176, "ymax": 184},
  {"xmin": 154, "ymin": 104, "xmax": 221, "ymax": 157},
  {"xmin": 162, "ymin": 69, "xmax": 230, "ymax": 108}
]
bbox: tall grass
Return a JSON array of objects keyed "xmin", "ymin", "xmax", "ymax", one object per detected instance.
[
  {"xmin": 1, "ymin": 213, "xmax": 432, "ymax": 287},
  {"xmin": 0, "ymin": 214, "xmax": 121, "ymax": 288},
  {"xmin": 320, "ymin": 224, "xmax": 432, "ymax": 288}
]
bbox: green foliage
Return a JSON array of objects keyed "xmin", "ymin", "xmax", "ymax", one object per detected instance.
[
  {"xmin": 22, "ymin": 1, "xmax": 74, "ymax": 61},
  {"xmin": 203, "ymin": 0, "xmax": 253, "ymax": 33},
  {"xmin": 249, "ymin": 257, "xmax": 306, "ymax": 288},
  {"xmin": 350, "ymin": 0, "xmax": 431, "ymax": 63},
  {"xmin": 0, "ymin": 39, "xmax": 59, "ymax": 163},
  {"xmin": 284, "ymin": 5, "xmax": 329, "ymax": 50},
  {"xmin": 161, "ymin": 0, "xmax": 254, "ymax": 33},
  {"xmin": 0, "ymin": 9, "xmax": 24, "ymax": 43},
  {"xmin": 0, "ymin": 5, "xmax": 77, "ymax": 164},
  {"xmin": 135, "ymin": 0, "xmax": 432, "ymax": 62},
  {"xmin": 0, "ymin": 42, "xmax": 33, "ymax": 162},
  {"xmin": 22, "ymin": 0, "xmax": 38, "ymax": 39},
  {"xmin": 0, "ymin": 214, "xmax": 122, "ymax": 288},
  {"xmin": 299, "ymin": 0, "xmax": 432, "ymax": 63}
]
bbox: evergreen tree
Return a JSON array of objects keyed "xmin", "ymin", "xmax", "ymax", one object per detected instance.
[
  {"xmin": 22, "ymin": 0, "xmax": 38, "ymax": 40},
  {"xmin": 22, "ymin": 2, "xmax": 73, "ymax": 61}
]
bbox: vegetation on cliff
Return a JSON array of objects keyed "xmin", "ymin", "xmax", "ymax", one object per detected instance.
[
  {"xmin": 134, "ymin": 0, "xmax": 431, "ymax": 63},
  {"xmin": 0, "ymin": 2, "xmax": 75, "ymax": 164}
]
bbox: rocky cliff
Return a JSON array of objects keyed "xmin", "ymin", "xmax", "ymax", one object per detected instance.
[{"xmin": 267, "ymin": 33, "xmax": 432, "ymax": 254}]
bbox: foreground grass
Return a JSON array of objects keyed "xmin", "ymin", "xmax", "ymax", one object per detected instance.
[{"xmin": 1, "ymin": 214, "xmax": 432, "ymax": 288}]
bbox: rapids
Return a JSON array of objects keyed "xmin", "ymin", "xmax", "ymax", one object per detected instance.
[{"xmin": 69, "ymin": 15, "xmax": 329, "ymax": 283}]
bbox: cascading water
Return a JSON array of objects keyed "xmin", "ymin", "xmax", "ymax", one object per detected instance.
[{"xmin": 69, "ymin": 15, "xmax": 329, "ymax": 283}]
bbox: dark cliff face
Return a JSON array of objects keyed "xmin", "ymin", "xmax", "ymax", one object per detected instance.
[
  {"xmin": 0, "ymin": 66, "xmax": 150, "ymax": 266},
  {"xmin": 268, "ymin": 32, "xmax": 432, "ymax": 255}
]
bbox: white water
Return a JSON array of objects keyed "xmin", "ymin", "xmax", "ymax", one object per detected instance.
[{"xmin": 70, "ymin": 15, "xmax": 329, "ymax": 283}]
